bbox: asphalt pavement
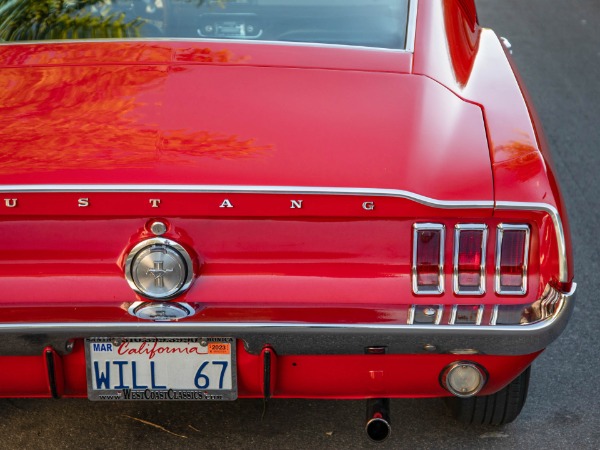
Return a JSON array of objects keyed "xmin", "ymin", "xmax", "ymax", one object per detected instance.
[{"xmin": 1, "ymin": 1, "xmax": 599, "ymax": 448}]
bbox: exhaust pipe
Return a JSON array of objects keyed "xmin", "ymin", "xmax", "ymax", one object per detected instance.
[{"xmin": 365, "ymin": 398, "xmax": 391, "ymax": 443}]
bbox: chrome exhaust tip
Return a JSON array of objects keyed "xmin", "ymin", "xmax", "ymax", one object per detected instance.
[{"xmin": 365, "ymin": 398, "xmax": 391, "ymax": 443}]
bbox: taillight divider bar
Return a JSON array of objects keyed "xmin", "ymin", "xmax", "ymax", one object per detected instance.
[
  {"xmin": 453, "ymin": 224, "xmax": 488, "ymax": 295},
  {"xmin": 412, "ymin": 223, "xmax": 445, "ymax": 295},
  {"xmin": 495, "ymin": 224, "xmax": 530, "ymax": 295}
]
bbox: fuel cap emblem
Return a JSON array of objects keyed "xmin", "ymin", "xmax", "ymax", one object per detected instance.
[{"xmin": 125, "ymin": 238, "xmax": 194, "ymax": 299}]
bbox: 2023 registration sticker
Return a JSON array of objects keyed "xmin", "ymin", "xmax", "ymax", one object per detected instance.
[{"xmin": 85, "ymin": 337, "xmax": 237, "ymax": 401}]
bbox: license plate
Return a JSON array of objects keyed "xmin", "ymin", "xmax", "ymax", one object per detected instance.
[{"xmin": 85, "ymin": 337, "xmax": 237, "ymax": 401}]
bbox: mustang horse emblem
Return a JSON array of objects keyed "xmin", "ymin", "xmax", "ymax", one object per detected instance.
[{"xmin": 146, "ymin": 261, "xmax": 173, "ymax": 288}]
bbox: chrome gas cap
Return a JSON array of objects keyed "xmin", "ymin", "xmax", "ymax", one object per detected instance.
[{"xmin": 124, "ymin": 238, "xmax": 194, "ymax": 299}]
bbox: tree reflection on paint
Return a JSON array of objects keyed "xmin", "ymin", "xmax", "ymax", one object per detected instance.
[
  {"xmin": 0, "ymin": 0, "xmax": 215, "ymax": 41},
  {"xmin": 0, "ymin": 60, "xmax": 270, "ymax": 174},
  {"xmin": 494, "ymin": 140, "xmax": 541, "ymax": 183}
]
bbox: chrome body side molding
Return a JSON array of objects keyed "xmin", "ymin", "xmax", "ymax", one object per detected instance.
[{"xmin": 0, "ymin": 184, "xmax": 493, "ymax": 210}]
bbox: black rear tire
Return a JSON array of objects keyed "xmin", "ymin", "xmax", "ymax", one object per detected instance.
[{"xmin": 444, "ymin": 366, "xmax": 531, "ymax": 425}]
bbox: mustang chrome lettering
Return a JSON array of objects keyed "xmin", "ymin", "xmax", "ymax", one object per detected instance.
[
  {"xmin": 290, "ymin": 200, "xmax": 303, "ymax": 209},
  {"xmin": 220, "ymin": 199, "xmax": 233, "ymax": 208},
  {"xmin": 362, "ymin": 201, "xmax": 375, "ymax": 210},
  {"xmin": 78, "ymin": 198, "xmax": 89, "ymax": 207},
  {"xmin": 4, "ymin": 198, "xmax": 16, "ymax": 207},
  {"xmin": 149, "ymin": 199, "xmax": 161, "ymax": 208}
]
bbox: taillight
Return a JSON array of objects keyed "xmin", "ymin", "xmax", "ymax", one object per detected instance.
[
  {"xmin": 453, "ymin": 225, "xmax": 487, "ymax": 295},
  {"xmin": 413, "ymin": 224, "xmax": 445, "ymax": 294},
  {"xmin": 495, "ymin": 224, "xmax": 530, "ymax": 294}
]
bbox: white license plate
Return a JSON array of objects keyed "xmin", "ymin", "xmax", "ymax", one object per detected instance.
[{"xmin": 85, "ymin": 337, "xmax": 237, "ymax": 401}]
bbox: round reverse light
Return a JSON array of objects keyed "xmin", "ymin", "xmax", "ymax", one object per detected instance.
[
  {"xmin": 441, "ymin": 362, "xmax": 486, "ymax": 398},
  {"xmin": 124, "ymin": 238, "xmax": 194, "ymax": 299}
]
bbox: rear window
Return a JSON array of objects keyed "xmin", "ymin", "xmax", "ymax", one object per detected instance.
[{"xmin": 0, "ymin": 0, "xmax": 411, "ymax": 49}]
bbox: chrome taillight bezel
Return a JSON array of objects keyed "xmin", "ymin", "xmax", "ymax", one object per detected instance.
[
  {"xmin": 453, "ymin": 224, "xmax": 488, "ymax": 295},
  {"xmin": 495, "ymin": 224, "xmax": 530, "ymax": 295},
  {"xmin": 412, "ymin": 223, "xmax": 445, "ymax": 295}
]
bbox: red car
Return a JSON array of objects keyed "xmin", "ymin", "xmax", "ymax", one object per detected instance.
[{"xmin": 0, "ymin": 0, "xmax": 575, "ymax": 442}]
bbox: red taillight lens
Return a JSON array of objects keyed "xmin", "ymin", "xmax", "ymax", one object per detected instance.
[
  {"xmin": 413, "ymin": 224, "xmax": 444, "ymax": 294},
  {"xmin": 496, "ymin": 225, "xmax": 530, "ymax": 294},
  {"xmin": 454, "ymin": 225, "xmax": 487, "ymax": 294}
]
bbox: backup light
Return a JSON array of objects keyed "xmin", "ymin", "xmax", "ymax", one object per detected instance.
[{"xmin": 441, "ymin": 362, "xmax": 486, "ymax": 397}]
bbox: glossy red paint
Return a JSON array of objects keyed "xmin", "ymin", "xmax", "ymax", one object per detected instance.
[
  {"xmin": 0, "ymin": 48, "xmax": 491, "ymax": 201},
  {"xmin": 0, "ymin": 0, "xmax": 574, "ymax": 405},
  {"xmin": 0, "ymin": 341, "xmax": 539, "ymax": 399},
  {"xmin": 1, "ymin": 212, "xmax": 557, "ymax": 307},
  {"xmin": 413, "ymin": 0, "xmax": 573, "ymax": 286}
]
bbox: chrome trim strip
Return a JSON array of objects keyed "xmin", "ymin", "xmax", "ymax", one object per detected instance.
[
  {"xmin": 0, "ymin": 184, "xmax": 493, "ymax": 210},
  {"xmin": 496, "ymin": 201, "xmax": 568, "ymax": 283},
  {"xmin": 476, "ymin": 305, "xmax": 484, "ymax": 325},
  {"xmin": 453, "ymin": 224, "xmax": 487, "ymax": 295},
  {"xmin": 495, "ymin": 224, "xmax": 530, "ymax": 295},
  {"xmin": 449, "ymin": 305, "xmax": 457, "ymax": 325},
  {"xmin": 412, "ymin": 223, "xmax": 445, "ymax": 295},
  {"xmin": 407, "ymin": 305, "xmax": 416, "ymax": 325},
  {"xmin": 405, "ymin": 0, "xmax": 419, "ymax": 53},
  {"xmin": 0, "ymin": 38, "xmax": 409, "ymax": 53},
  {"xmin": 435, "ymin": 305, "xmax": 444, "ymax": 325},
  {"xmin": 490, "ymin": 305, "xmax": 499, "ymax": 326}
]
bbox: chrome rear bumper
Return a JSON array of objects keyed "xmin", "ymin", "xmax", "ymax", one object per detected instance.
[{"xmin": 0, "ymin": 284, "xmax": 575, "ymax": 356}]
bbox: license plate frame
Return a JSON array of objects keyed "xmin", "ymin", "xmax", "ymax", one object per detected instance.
[{"xmin": 85, "ymin": 337, "xmax": 237, "ymax": 401}]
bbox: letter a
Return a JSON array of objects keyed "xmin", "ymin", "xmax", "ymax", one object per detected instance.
[{"xmin": 220, "ymin": 199, "xmax": 233, "ymax": 208}]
